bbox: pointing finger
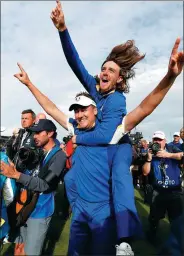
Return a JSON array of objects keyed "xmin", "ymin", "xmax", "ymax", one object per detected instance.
[
  {"xmin": 17, "ymin": 63, "xmax": 25, "ymax": 73},
  {"xmin": 171, "ymin": 38, "xmax": 180, "ymax": 56}
]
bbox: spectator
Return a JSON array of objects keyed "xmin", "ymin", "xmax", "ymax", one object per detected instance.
[
  {"xmin": 180, "ymin": 127, "xmax": 184, "ymax": 151},
  {"xmin": 35, "ymin": 112, "xmax": 47, "ymax": 122},
  {"xmin": 35, "ymin": 112, "xmax": 60, "ymax": 147},
  {"xmin": 140, "ymin": 139, "xmax": 149, "ymax": 154},
  {"xmin": 6, "ymin": 109, "xmax": 36, "ymax": 164},
  {"xmin": 168, "ymin": 132, "xmax": 182, "ymax": 150},
  {"xmin": 159, "ymin": 127, "xmax": 184, "ymax": 256},
  {"xmin": 142, "ymin": 131, "xmax": 183, "ymax": 245},
  {"xmin": 0, "ymin": 119, "xmax": 66, "ymax": 256},
  {"xmin": 0, "ymin": 152, "xmax": 17, "ymax": 245}
]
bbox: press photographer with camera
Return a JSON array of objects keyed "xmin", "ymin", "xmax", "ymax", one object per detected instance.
[
  {"xmin": 142, "ymin": 131, "xmax": 183, "ymax": 244},
  {"xmin": 0, "ymin": 119, "xmax": 66, "ymax": 255},
  {"xmin": 6, "ymin": 109, "xmax": 43, "ymax": 173}
]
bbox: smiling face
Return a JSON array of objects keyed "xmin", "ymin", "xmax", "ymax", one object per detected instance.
[
  {"xmin": 74, "ymin": 105, "xmax": 97, "ymax": 129},
  {"xmin": 99, "ymin": 61, "xmax": 123, "ymax": 93}
]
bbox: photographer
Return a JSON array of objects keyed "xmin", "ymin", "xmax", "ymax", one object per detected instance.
[
  {"xmin": 142, "ymin": 131, "xmax": 183, "ymax": 242},
  {"xmin": 6, "ymin": 109, "xmax": 40, "ymax": 173},
  {"xmin": 0, "ymin": 119, "xmax": 66, "ymax": 255}
]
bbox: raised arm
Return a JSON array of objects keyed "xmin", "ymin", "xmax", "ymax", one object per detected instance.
[
  {"xmin": 51, "ymin": 0, "xmax": 98, "ymax": 99},
  {"xmin": 125, "ymin": 38, "xmax": 184, "ymax": 132},
  {"xmin": 14, "ymin": 63, "xmax": 68, "ymax": 130}
]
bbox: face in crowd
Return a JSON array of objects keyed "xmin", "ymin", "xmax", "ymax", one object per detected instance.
[
  {"xmin": 152, "ymin": 137, "xmax": 166, "ymax": 150},
  {"xmin": 74, "ymin": 105, "xmax": 97, "ymax": 130},
  {"xmin": 140, "ymin": 140, "xmax": 148, "ymax": 149},
  {"xmin": 180, "ymin": 128, "xmax": 184, "ymax": 141},
  {"xmin": 173, "ymin": 134, "xmax": 180, "ymax": 143},
  {"xmin": 99, "ymin": 61, "xmax": 122, "ymax": 93},
  {"xmin": 21, "ymin": 113, "xmax": 35, "ymax": 129},
  {"xmin": 35, "ymin": 113, "xmax": 46, "ymax": 123},
  {"xmin": 34, "ymin": 131, "xmax": 54, "ymax": 148}
]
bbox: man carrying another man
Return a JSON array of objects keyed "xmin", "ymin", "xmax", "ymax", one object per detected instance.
[{"xmin": 12, "ymin": 38, "xmax": 184, "ymax": 254}]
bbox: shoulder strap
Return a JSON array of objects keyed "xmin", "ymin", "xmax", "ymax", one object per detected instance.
[
  {"xmin": 38, "ymin": 146, "xmax": 61, "ymax": 179},
  {"xmin": 43, "ymin": 146, "xmax": 61, "ymax": 166}
]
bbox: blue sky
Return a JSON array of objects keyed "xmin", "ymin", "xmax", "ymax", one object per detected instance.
[{"xmin": 1, "ymin": 1, "xmax": 183, "ymax": 142}]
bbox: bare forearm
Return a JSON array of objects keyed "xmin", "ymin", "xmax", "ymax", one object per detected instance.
[
  {"xmin": 26, "ymin": 81, "xmax": 68, "ymax": 129},
  {"xmin": 125, "ymin": 73, "xmax": 176, "ymax": 132},
  {"xmin": 139, "ymin": 73, "xmax": 176, "ymax": 116},
  {"xmin": 166, "ymin": 152, "xmax": 183, "ymax": 160},
  {"xmin": 142, "ymin": 163, "xmax": 151, "ymax": 176},
  {"xmin": 27, "ymin": 81, "xmax": 56, "ymax": 114}
]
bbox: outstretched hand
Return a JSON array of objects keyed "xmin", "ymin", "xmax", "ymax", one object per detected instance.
[
  {"xmin": 14, "ymin": 63, "xmax": 31, "ymax": 86},
  {"xmin": 0, "ymin": 160, "xmax": 20, "ymax": 179},
  {"xmin": 51, "ymin": 0, "xmax": 66, "ymax": 31},
  {"xmin": 168, "ymin": 38, "xmax": 184, "ymax": 77}
]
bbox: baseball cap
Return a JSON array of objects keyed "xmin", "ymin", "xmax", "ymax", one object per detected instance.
[
  {"xmin": 29, "ymin": 119, "xmax": 56, "ymax": 132},
  {"xmin": 152, "ymin": 131, "xmax": 165, "ymax": 140},
  {"xmin": 173, "ymin": 132, "xmax": 180, "ymax": 137},
  {"xmin": 69, "ymin": 95, "xmax": 96, "ymax": 111}
]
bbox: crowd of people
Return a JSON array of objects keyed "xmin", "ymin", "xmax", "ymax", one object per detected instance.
[{"xmin": 0, "ymin": 1, "xmax": 184, "ymax": 255}]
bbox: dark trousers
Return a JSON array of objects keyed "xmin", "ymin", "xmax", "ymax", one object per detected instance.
[{"xmin": 148, "ymin": 188, "xmax": 184, "ymax": 229}]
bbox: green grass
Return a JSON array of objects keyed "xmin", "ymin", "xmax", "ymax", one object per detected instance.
[{"xmin": 1, "ymin": 186, "xmax": 170, "ymax": 255}]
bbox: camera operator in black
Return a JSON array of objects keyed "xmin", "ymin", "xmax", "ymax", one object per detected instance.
[
  {"xmin": 6, "ymin": 109, "xmax": 41, "ymax": 172},
  {"xmin": 142, "ymin": 131, "xmax": 183, "ymax": 242}
]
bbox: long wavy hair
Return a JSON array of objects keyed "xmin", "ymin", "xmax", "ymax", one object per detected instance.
[{"xmin": 102, "ymin": 40, "xmax": 145, "ymax": 93}]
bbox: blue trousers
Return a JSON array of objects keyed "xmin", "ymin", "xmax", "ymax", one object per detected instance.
[
  {"xmin": 64, "ymin": 168, "xmax": 77, "ymax": 211},
  {"xmin": 64, "ymin": 143, "xmax": 142, "ymax": 254},
  {"xmin": 68, "ymin": 197, "xmax": 116, "ymax": 256},
  {"xmin": 108, "ymin": 143, "xmax": 143, "ymax": 239}
]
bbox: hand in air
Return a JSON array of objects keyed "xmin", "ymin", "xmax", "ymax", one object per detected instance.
[
  {"xmin": 14, "ymin": 63, "xmax": 31, "ymax": 86},
  {"xmin": 51, "ymin": 0, "xmax": 66, "ymax": 31},
  {"xmin": 168, "ymin": 38, "xmax": 184, "ymax": 78}
]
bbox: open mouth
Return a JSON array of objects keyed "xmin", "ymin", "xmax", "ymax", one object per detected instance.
[{"xmin": 101, "ymin": 78, "xmax": 109, "ymax": 83}]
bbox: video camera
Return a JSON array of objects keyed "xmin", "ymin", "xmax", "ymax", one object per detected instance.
[
  {"xmin": 149, "ymin": 142, "xmax": 161, "ymax": 155},
  {"xmin": 15, "ymin": 146, "xmax": 44, "ymax": 173}
]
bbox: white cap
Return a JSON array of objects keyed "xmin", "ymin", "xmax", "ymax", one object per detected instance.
[
  {"xmin": 69, "ymin": 95, "xmax": 96, "ymax": 111},
  {"xmin": 173, "ymin": 132, "xmax": 180, "ymax": 137},
  {"xmin": 152, "ymin": 131, "xmax": 165, "ymax": 140}
]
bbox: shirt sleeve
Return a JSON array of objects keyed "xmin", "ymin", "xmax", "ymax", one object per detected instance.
[
  {"xmin": 59, "ymin": 29, "xmax": 98, "ymax": 100},
  {"xmin": 48, "ymin": 150, "xmax": 66, "ymax": 177},
  {"xmin": 18, "ymin": 151, "xmax": 66, "ymax": 192},
  {"xmin": 18, "ymin": 173, "xmax": 50, "ymax": 193},
  {"xmin": 76, "ymin": 94, "xmax": 127, "ymax": 145}
]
